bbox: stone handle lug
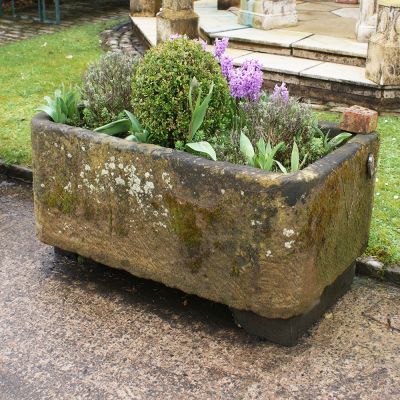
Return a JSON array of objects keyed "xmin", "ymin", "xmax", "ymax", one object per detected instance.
[{"xmin": 367, "ymin": 153, "xmax": 376, "ymax": 178}]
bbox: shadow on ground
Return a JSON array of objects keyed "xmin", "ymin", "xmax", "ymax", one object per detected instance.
[{"xmin": 0, "ymin": 177, "xmax": 399, "ymax": 399}]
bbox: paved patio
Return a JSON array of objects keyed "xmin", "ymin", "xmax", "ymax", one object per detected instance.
[
  {"xmin": 0, "ymin": 177, "xmax": 399, "ymax": 399},
  {"xmin": 0, "ymin": 0, "xmax": 129, "ymax": 45}
]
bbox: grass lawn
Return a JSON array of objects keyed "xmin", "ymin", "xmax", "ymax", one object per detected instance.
[
  {"xmin": 0, "ymin": 24, "xmax": 399, "ymax": 266},
  {"xmin": 0, "ymin": 18, "xmax": 125, "ymax": 166}
]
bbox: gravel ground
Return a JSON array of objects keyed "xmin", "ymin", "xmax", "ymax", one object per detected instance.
[{"xmin": 0, "ymin": 178, "xmax": 399, "ymax": 400}]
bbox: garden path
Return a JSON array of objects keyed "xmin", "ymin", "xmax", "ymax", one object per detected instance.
[
  {"xmin": 0, "ymin": 0, "xmax": 128, "ymax": 45},
  {"xmin": 1, "ymin": 177, "xmax": 399, "ymax": 399}
]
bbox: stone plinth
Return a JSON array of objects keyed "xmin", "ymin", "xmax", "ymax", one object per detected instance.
[
  {"xmin": 156, "ymin": 0, "xmax": 199, "ymax": 43},
  {"xmin": 130, "ymin": 0, "xmax": 161, "ymax": 16},
  {"xmin": 237, "ymin": 0, "xmax": 298, "ymax": 30},
  {"xmin": 356, "ymin": 0, "xmax": 378, "ymax": 42},
  {"xmin": 365, "ymin": 1, "xmax": 400, "ymax": 85}
]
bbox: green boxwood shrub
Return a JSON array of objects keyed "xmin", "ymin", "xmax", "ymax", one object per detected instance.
[{"xmin": 131, "ymin": 38, "xmax": 231, "ymax": 147}]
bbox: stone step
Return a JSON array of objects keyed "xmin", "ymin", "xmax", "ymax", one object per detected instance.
[
  {"xmin": 130, "ymin": 16, "xmax": 399, "ymax": 112},
  {"xmin": 208, "ymin": 28, "xmax": 368, "ymax": 67},
  {"xmin": 195, "ymin": 1, "xmax": 368, "ymax": 67}
]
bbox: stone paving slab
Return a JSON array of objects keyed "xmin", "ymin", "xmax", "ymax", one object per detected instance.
[
  {"xmin": 332, "ymin": 7, "xmax": 360, "ymax": 19},
  {"xmin": 300, "ymin": 61, "xmax": 377, "ymax": 86},
  {"xmin": 210, "ymin": 28, "xmax": 314, "ymax": 49},
  {"xmin": 1, "ymin": 179, "xmax": 400, "ymax": 399},
  {"xmin": 293, "ymin": 33, "xmax": 368, "ymax": 58},
  {"xmin": 233, "ymin": 51, "xmax": 324, "ymax": 75},
  {"xmin": 131, "ymin": 16, "xmax": 157, "ymax": 47}
]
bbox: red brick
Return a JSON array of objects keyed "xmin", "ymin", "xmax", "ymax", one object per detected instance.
[{"xmin": 339, "ymin": 105, "xmax": 378, "ymax": 134}]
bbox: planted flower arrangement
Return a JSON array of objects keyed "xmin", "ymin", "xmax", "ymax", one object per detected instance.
[{"xmin": 32, "ymin": 37, "xmax": 379, "ymax": 345}]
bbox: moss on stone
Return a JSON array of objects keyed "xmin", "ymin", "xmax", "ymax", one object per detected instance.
[
  {"xmin": 45, "ymin": 183, "xmax": 77, "ymax": 214},
  {"xmin": 165, "ymin": 193, "xmax": 206, "ymax": 273}
]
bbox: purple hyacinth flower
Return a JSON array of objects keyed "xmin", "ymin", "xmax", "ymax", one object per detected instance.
[
  {"xmin": 213, "ymin": 37, "xmax": 229, "ymax": 60},
  {"xmin": 272, "ymin": 82, "xmax": 289, "ymax": 104},
  {"xmin": 220, "ymin": 54, "xmax": 234, "ymax": 79},
  {"xmin": 197, "ymin": 38, "xmax": 208, "ymax": 50},
  {"xmin": 228, "ymin": 59, "xmax": 263, "ymax": 102}
]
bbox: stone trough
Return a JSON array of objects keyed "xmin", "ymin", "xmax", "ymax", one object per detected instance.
[{"xmin": 31, "ymin": 113, "xmax": 379, "ymax": 345}]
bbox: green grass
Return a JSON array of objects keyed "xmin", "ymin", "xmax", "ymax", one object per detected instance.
[
  {"xmin": 0, "ymin": 26, "xmax": 398, "ymax": 266},
  {"xmin": 0, "ymin": 18, "xmax": 125, "ymax": 166},
  {"xmin": 317, "ymin": 111, "xmax": 400, "ymax": 266}
]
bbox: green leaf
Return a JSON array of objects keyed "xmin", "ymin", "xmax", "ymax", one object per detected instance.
[
  {"xmin": 186, "ymin": 141, "xmax": 217, "ymax": 161},
  {"xmin": 94, "ymin": 118, "xmax": 131, "ymax": 135},
  {"xmin": 291, "ymin": 141, "xmax": 300, "ymax": 172},
  {"xmin": 188, "ymin": 77, "xmax": 198, "ymax": 113},
  {"xmin": 240, "ymin": 131, "xmax": 255, "ymax": 164},
  {"xmin": 270, "ymin": 142, "xmax": 285, "ymax": 159},
  {"xmin": 124, "ymin": 110, "xmax": 143, "ymax": 133},
  {"xmin": 275, "ymin": 160, "xmax": 288, "ymax": 174},
  {"xmin": 36, "ymin": 105, "xmax": 56, "ymax": 120},
  {"xmin": 328, "ymin": 132, "xmax": 352, "ymax": 149},
  {"xmin": 188, "ymin": 81, "xmax": 214, "ymax": 141},
  {"xmin": 135, "ymin": 129, "xmax": 152, "ymax": 143},
  {"xmin": 256, "ymin": 138, "xmax": 266, "ymax": 155},
  {"xmin": 125, "ymin": 134, "xmax": 137, "ymax": 142}
]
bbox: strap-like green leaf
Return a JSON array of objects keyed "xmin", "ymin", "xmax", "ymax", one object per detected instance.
[
  {"xmin": 240, "ymin": 131, "xmax": 255, "ymax": 164},
  {"xmin": 94, "ymin": 118, "xmax": 131, "ymax": 135},
  {"xmin": 188, "ymin": 82, "xmax": 214, "ymax": 141},
  {"xmin": 124, "ymin": 110, "xmax": 143, "ymax": 133},
  {"xmin": 328, "ymin": 132, "xmax": 352, "ymax": 149},
  {"xmin": 186, "ymin": 141, "xmax": 217, "ymax": 161},
  {"xmin": 275, "ymin": 160, "xmax": 288, "ymax": 174},
  {"xmin": 291, "ymin": 141, "xmax": 299, "ymax": 172}
]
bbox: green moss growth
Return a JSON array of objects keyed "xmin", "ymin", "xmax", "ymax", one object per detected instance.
[
  {"xmin": 45, "ymin": 184, "xmax": 77, "ymax": 214},
  {"xmin": 165, "ymin": 194, "xmax": 205, "ymax": 272}
]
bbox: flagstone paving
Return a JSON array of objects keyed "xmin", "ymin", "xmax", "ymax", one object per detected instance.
[{"xmin": 1, "ymin": 177, "xmax": 399, "ymax": 399}]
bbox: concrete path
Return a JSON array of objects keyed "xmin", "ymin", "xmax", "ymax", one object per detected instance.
[{"xmin": 0, "ymin": 178, "xmax": 399, "ymax": 399}]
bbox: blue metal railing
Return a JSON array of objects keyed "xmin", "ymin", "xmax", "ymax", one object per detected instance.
[{"xmin": 0, "ymin": 1, "xmax": 61, "ymax": 24}]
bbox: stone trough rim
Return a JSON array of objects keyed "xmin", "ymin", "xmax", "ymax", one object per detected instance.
[{"xmin": 31, "ymin": 112, "xmax": 375, "ymax": 186}]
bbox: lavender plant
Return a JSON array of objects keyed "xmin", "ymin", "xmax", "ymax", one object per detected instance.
[
  {"xmin": 82, "ymin": 51, "xmax": 140, "ymax": 127},
  {"xmin": 239, "ymin": 83, "xmax": 322, "ymax": 165}
]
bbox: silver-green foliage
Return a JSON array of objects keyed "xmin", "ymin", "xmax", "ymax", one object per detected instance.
[
  {"xmin": 239, "ymin": 95, "xmax": 321, "ymax": 164},
  {"xmin": 82, "ymin": 51, "xmax": 140, "ymax": 127},
  {"xmin": 36, "ymin": 87, "xmax": 79, "ymax": 124}
]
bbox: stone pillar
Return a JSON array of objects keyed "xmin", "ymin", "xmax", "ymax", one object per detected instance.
[
  {"xmin": 237, "ymin": 0, "xmax": 298, "ymax": 31},
  {"xmin": 356, "ymin": 0, "xmax": 378, "ymax": 42},
  {"xmin": 156, "ymin": 0, "xmax": 199, "ymax": 43},
  {"xmin": 130, "ymin": 0, "xmax": 162, "ymax": 16},
  {"xmin": 365, "ymin": 0, "xmax": 400, "ymax": 85}
]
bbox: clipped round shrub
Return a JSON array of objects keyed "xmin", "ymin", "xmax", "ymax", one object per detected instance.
[
  {"xmin": 131, "ymin": 38, "xmax": 231, "ymax": 147},
  {"xmin": 82, "ymin": 51, "xmax": 140, "ymax": 127}
]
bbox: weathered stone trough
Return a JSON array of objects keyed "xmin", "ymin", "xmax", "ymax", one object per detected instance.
[{"xmin": 32, "ymin": 113, "xmax": 379, "ymax": 345}]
